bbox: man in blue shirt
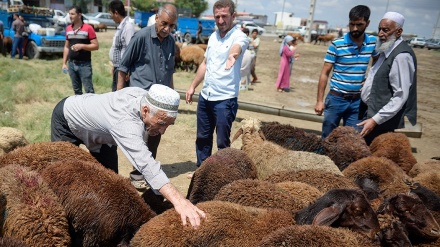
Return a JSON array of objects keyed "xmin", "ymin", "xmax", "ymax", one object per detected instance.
[
  {"xmin": 186, "ymin": 0, "xmax": 248, "ymax": 167},
  {"xmin": 314, "ymin": 5, "xmax": 377, "ymax": 138}
]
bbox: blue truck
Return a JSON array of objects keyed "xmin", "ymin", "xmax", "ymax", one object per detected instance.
[
  {"xmin": 177, "ymin": 17, "xmax": 215, "ymax": 43},
  {"xmin": 0, "ymin": 6, "xmax": 65, "ymax": 59},
  {"xmin": 134, "ymin": 11, "xmax": 155, "ymax": 28}
]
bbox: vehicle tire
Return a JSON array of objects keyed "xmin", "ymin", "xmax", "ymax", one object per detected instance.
[
  {"xmin": 259, "ymin": 31, "xmax": 263, "ymax": 35},
  {"xmin": 184, "ymin": 33, "xmax": 192, "ymax": 43},
  {"xmin": 26, "ymin": 41, "xmax": 40, "ymax": 59}
]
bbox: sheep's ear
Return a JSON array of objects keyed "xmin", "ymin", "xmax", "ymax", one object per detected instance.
[
  {"xmin": 231, "ymin": 128, "xmax": 243, "ymax": 143},
  {"xmin": 312, "ymin": 204, "xmax": 346, "ymax": 226}
]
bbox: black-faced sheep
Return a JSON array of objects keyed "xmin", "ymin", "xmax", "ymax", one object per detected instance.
[
  {"xmin": 409, "ymin": 159, "xmax": 440, "ymax": 178},
  {"xmin": 186, "ymin": 147, "xmax": 257, "ymax": 204},
  {"xmin": 257, "ymin": 225, "xmax": 377, "ymax": 247},
  {"xmin": 413, "ymin": 171, "xmax": 440, "ymax": 198},
  {"xmin": 265, "ymin": 169, "xmax": 358, "ymax": 193},
  {"xmin": 179, "ymin": 45, "xmax": 205, "ymax": 72},
  {"xmin": 40, "ymin": 159, "xmax": 156, "ymax": 247},
  {"xmin": 323, "ymin": 126, "xmax": 371, "ymax": 171},
  {"xmin": 260, "ymin": 121, "xmax": 325, "ymax": 154},
  {"xmin": 369, "ymin": 132, "xmax": 418, "ymax": 174},
  {"xmin": 295, "ymin": 189, "xmax": 380, "ymax": 239},
  {"xmin": 214, "ymin": 179, "xmax": 319, "ymax": 212},
  {"xmin": 377, "ymin": 193, "xmax": 440, "ymax": 244},
  {"xmin": 343, "ymin": 156, "xmax": 412, "ymax": 206},
  {"xmin": 130, "ymin": 200, "xmax": 295, "ymax": 246},
  {"xmin": 233, "ymin": 118, "xmax": 342, "ymax": 179},
  {"xmin": 0, "ymin": 141, "xmax": 98, "ymax": 172},
  {"xmin": 0, "ymin": 127, "xmax": 28, "ymax": 155},
  {"xmin": 0, "ymin": 164, "xmax": 71, "ymax": 246}
]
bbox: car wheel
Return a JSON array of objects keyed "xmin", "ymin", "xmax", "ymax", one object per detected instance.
[
  {"xmin": 259, "ymin": 31, "xmax": 263, "ymax": 35},
  {"xmin": 26, "ymin": 41, "xmax": 40, "ymax": 59},
  {"xmin": 184, "ymin": 32, "xmax": 192, "ymax": 43}
]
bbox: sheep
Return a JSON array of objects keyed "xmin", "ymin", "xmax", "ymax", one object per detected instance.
[
  {"xmin": 413, "ymin": 171, "xmax": 440, "ymax": 196},
  {"xmin": 179, "ymin": 45, "xmax": 205, "ymax": 72},
  {"xmin": 94, "ymin": 23, "xmax": 107, "ymax": 32},
  {"xmin": 259, "ymin": 121, "xmax": 325, "ymax": 154},
  {"xmin": 40, "ymin": 159, "xmax": 156, "ymax": 247},
  {"xmin": 0, "ymin": 236, "xmax": 29, "ymax": 247},
  {"xmin": 196, "ymin": 43, "xmax": 207, "ymax": 51},
  {"xmin": 186, "ymin": 147, "xmax": 257, "ymax": 204},
  {"xmin": 141, "ymin": 188, "xmax": 173, "ymax": 215},
  {"xmin": 323, "ymin": 126, "xmax": 372, "ymax": 171},
  {"xmin": 316, "ymin": 34, "xmax": 335, "ymax": 45},
  {"xmin": 0, "ymin": 141, "xmax": 98, "ymax": 172},
  {"xmin": 286, "ymin": 32, "xmax": 304, "ymax": 42},
  {"xmin": 409, "ymin": 158, "xmax": 440, "ymax": 178},
  {"xmin": 0, "ymin": 127, "xmax": 28, "ymax": 155},
  {"xmin": 343, "ymin": 156, "xmax": 412, "ymax": 204},
  {"xmin": 0, "ymin": 164, "xmax": 71, "ymax": 246},
  {"xmin": 377, "ymin": 193, "xmax": 440, "ymax": 244},
  {"xmin": 275, "ymin": 181, "xmax": 324, "ymax": 209},
  {"xmin": 214, "ymin": 179, "xmax": 320, "ymax": 212},
  {"xmin": 232, "ymin": 118, "xmax": 342, "ymax": 179},
  {"xmin": 369, "ymin": 132, "xmax": 418, "ymax": 174},
  {"xmin": 129, "ymin": 200, "xmax": 295, "ymax": 247},
  {"xmin": 257, "ymin": 225, "xmax": 377, "ymax": 247},
  {"xmin": 265, "ymin": 169, "xmax": 358, "ymax": 193},
  {"xmin": 376, "ymin": 213, "xmax": 412, "ymax": 247},
  {"xmin": 2, "ymin": 37, "xmax": 13, "ymax": 56},
  {"xmin": 295, "ymin": 189, "xmax": 380, "ymax": 239},
  {"xmin": 174, "ymin": 41, "xmax": 182, "ymax": 70}
]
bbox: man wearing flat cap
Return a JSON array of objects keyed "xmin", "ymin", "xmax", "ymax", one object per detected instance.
[
  {"xmin": 358, "ymin": 11, "xmax": 417, "ymax": 145},
  {"xmin": 51, "ymin": 84, "xmax": 206, "ymax": 228}
]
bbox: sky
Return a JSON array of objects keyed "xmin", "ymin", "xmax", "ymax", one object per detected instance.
[{"xmin": 202, "ymin": 0, "xmax": 440, "ymax": 39}]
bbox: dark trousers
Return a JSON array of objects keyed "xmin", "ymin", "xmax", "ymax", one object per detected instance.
[
  {"xmin": 11, "ymin": 37, "xmax": 23, "ymax": 59},
  {"xmin": 50, "ymin": 98, "xmax": 118, "ymax": 173},
  {"xmin": 195, "ymin": 96, "xmax": 238, "ymax": 166}
]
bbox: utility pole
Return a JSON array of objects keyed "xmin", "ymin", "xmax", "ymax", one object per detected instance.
[
  {"xmin": 305, "ymin": 0, "xmax": 316, "ymax": 43},
  {"xmin": 433, "ymin": 10, "xmax": 440, "ymax": 39}
]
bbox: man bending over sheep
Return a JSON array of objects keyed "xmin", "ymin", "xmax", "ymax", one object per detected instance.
[{"xmin": 50, "ymin": 84, "xmax": 206, "ymax": 228}]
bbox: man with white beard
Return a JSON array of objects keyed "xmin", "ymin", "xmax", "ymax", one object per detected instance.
[{"xmin": 358, "ymin": 11, "xmax": 417, "ymax": 145}]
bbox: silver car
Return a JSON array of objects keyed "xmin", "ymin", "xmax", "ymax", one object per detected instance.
[{"xmin": 85, "ymin": 12, "xmax": 117, "ymax": 28}]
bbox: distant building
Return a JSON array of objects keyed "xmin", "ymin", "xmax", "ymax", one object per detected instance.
[
  {"xmin": 311, "ymin": 20, "xmax": 328, "ymax": 34},
  {"xmin": 273, "ymin": 11, "xmax": 303, "ymax": 29},
  {"xmin": 235, "ymin": 12, "xmax": 268, "ymax": 26}
]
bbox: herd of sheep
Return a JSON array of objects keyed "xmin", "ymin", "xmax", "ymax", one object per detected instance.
[{"xmin": 0, "ymin": 118, "xmax": 439, "ymax": 246}]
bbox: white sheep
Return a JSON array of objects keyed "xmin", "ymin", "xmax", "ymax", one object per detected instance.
[{"xmin": 0, "ymin": 127, "xmax": 28, "ymax": 155}]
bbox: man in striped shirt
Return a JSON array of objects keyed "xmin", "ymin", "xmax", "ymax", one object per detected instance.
[{"xmin": 314, "ymin": 5, "xmax": 377, "ymax": 138}]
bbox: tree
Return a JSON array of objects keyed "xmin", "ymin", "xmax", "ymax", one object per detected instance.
[
  {"xmin": 131, "ymin": 0, "xmax": 157, "ymax": 12},
  {"xmin": 72, "ymin": 0, "xmax": 92, "ymax": 14},
  {"xmin": 175, "ymin": 0, "xmax": 209, "ymax": 18}
]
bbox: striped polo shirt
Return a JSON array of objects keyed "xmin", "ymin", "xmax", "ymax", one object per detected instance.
[
  {"xmin": 324, "ymin": 32, "xmax": 377, "ymax": 94},
  {"xmin": 66, "ymin": 23, "xmax": 97, "ymax": 62}
]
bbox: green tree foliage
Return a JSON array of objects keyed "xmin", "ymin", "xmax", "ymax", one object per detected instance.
[
  {"xmin": 131, "ymin": 0, "xmax": 156, "ymax": 12},
  {"xmin": 72, "ymin": 0, "xmax": 92, "ymax": 14},
  {"xmin": 175, "ymin": 0, "xmax": 209, "ymax": 18}
]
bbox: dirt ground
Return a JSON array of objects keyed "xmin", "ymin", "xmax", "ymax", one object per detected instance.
[{"xmin": 94, "ymin": 30, "xmax": 440, "ymax": 195}]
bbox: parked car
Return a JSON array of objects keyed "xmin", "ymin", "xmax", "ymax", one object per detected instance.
[
  {"xmin": 85, "ymin": 12, "xmax": 116, "ymax": 28},
  {"xmin": 409, "ymin": 37, "xmax": 426, "ymax": 48},
  {"xmin": 64, "ymin": 13, "xmax": 101, "ymax": 29},
  {"xmin": 425, "ymin": 41, "xmax": 440, "ymax": 50},
  {"xmin": 52, "ymin": 9, "xmax": 66, "ymax": 25},
  {"xmin": 236, "ymin": 21, "xmax": 265, "ymax": 35}
]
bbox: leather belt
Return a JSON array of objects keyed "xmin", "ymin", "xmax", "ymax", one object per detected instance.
[{"xmin": 329, "ymin": 90, "xmax": 361, "ymax": 100}]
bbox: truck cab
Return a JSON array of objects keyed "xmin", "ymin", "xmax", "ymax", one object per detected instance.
[
  {"xmin": 177, "ymin": 17, "xmax": 215, "ymax": 43},
  {"xmin": 0, "ymin": 6, "xmax": 65, "ymax": 59}
]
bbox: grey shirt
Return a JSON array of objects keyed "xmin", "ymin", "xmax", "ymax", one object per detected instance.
[
  {"xmin": 63, "ymin": 87, "xmax": 170, "ymax": 191},
  {"xmin": 118, "ymin": 24, "xmax": 175, "ymax": 90}
]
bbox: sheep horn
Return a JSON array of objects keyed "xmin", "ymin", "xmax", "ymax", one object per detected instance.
[{"xmin": 231, "ymin": 128, "xmax": 243, "ymax": 143}]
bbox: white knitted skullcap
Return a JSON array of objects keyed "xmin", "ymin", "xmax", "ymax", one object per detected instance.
[
  {"xmin": 382, "ymin": 11, "xmax": 405, "ymax": 27},
  {"xmin": 146, "ymin": 84, "xmax": 180, "ymax": 113}
]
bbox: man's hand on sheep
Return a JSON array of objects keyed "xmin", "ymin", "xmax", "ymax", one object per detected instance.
[
  {"xmin": 357, "ymin": 118, "xmax": 377, "ymax": 137},
  {"xmin": 159, "ymin": 183, "xmax": 206, "ymax": 229},
  {"xmin": 225, "ymin": 53, "xmax": 239, "ymax": 70}
]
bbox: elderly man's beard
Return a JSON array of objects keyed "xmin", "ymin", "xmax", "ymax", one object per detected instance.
[{"xmin": 376, "ymin": 34, "xmax": 397, "ymax": 53}]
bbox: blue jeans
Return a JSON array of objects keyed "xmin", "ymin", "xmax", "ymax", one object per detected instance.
[
  {"xmin": 11, "ymin": 37, "xmax": 23, "ymax": 59},
  {"xmin": 68, "ymin": 61, "xmax": 94, "ymax": 95},
  {"xmin": 321, "ymin": 93, "xmax": 361, "ymax": 138},
  {"xmin": 196, "ymin": 96, "xmax": 238, "ymax": 166}
]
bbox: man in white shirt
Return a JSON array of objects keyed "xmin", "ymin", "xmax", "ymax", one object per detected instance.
[{"xmin": 358, "ymin": 11, "xmax": 417, "ymax": 145}]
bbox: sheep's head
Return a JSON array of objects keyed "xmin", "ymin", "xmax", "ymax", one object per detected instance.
[
  {"xmin": 377, "ymin": 214, "xmax": 412, "ymax": 247},
  {"xmin": 295, "ymin": 189, "xmax": 380, "ymax": 239},
  {"xmin": 231, "ymin": 118, "xmax": 263, "ymax": 144},
  {"xmin": 377, "ymin": 192, "xmax": 440, "ymax": 241}
]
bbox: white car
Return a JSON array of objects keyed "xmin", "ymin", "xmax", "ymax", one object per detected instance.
[
  {"xmin": 237, "ymin": 21, "xmax": 265, "ymax": 35},
  {"xmin": 64, "ymin": 13, "xmax": 101, "ymax": 30},
  {"xmin": 52, "ymin": 9, "xmax": 67, "ymax": 25},
  {"xmin": 410, "ymin": 37, "xmax": 426, "ymax": 48}
]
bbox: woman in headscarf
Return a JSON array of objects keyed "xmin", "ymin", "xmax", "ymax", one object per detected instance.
[{"xmin": 275, "ymin": 35, "xmax": 299, "ymax": 92}]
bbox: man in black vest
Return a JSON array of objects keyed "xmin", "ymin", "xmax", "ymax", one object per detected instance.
[{"xmin": 358, "ymin": 11, "xmax": 417, "ymax": 145}]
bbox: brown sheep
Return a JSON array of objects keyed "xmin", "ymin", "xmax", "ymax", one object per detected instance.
[
  {"xmin": 196, "ymin": 43, "xmax": 207, "ymax": 51},
  {"xmin": 0, "ymin": 236, "xmax": 29, "ymax": 247},
  {"xmin": 413, "ymin": 171, "xmax": 440, "ymax": 196},
  {"xmin": 323, "ymin": 126, "xmax": 371, "ymax": 171},
  {"xmin": 95, "ymin": 23, "xmax": 107, "ymax": 32},
  {"xmin": 2, "ymin": 37, "xmax": 12, "ymax": 56},
  {"xmin": 40, "ymin": 159, "xmax": 156, "ymax": 247},
  {"xmin": 257, "ymin": 225, "xmax": 376, "ymax": 247},
  {"xmin": 186, "ymin": 147, "xmax": 257, "ymax": 204},
  {"xmin": 370, "ymin": 132, "xmax": 417, "ymax": 174},
  {"xmin": 0, "ymin": 165, "xmax": 71, "ymax": 246},
  {"xmin": 409, "ymin": 158, "xmax": 440, "ymax": 178},
  {"xmin": 286, "ymin": 32, "xmax": 304, "ymax": 42},
  {"xmin": 266, "ymin": 169, "xmax": 358, "ymax": 193},
  {"xmin": 174, "ymin": 41, "xmax": 182, "ymax": 70},
  {"xmin": 130, "ymin": 200, "xmax": 295, "ymax": 246},
  {"xmin": 316, "ymin": 34, "xmax": 335, "ymax": 45},
  {"xmin": 0, "ymin": 127, "xmax": 28, "ymax": 155},
  {"xmin": 0, "ymin": 141, "xmax": 98, "ymax": 172},
  {"xmin": 179, "ymin": 45, "xmax": 205, "ymax": 72}
]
